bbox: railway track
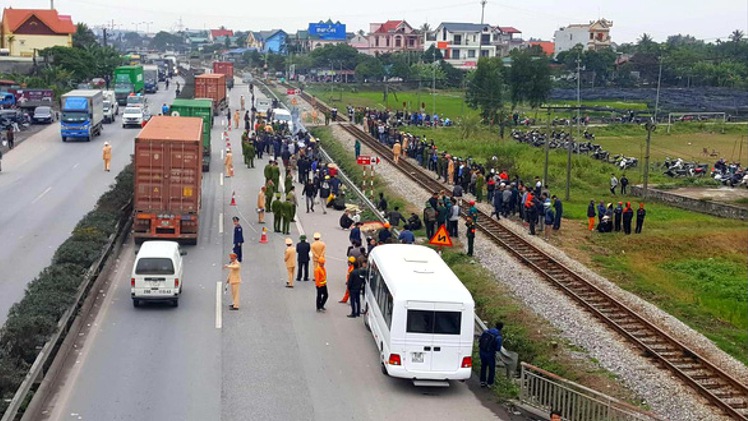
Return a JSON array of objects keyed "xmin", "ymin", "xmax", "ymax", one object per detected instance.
[{"xmin": 284, "ymin": 85, "xmax": 748, "ymax": 419}]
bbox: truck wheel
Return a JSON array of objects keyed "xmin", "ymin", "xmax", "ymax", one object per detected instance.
[{"xmin": 61, "ymin": 136, "xmax": 66, "ymax": 142}]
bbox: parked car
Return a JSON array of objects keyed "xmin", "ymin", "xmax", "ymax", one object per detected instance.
[{"xmin": 31, "ymin": 106, "xmax": 54, "ymax": 124}]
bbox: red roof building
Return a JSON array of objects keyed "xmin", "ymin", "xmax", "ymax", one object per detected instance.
[
  {"xmin": 1, "ymin": 8, "xmax": 75, "ymax": 57},
  {"xmin": 210, "ymin": 27, "xmax": 234, "ymax": 41},
  {"xmin": 358, "ymin": 20, "xmax": 422, "ymax": 56},
  {"xmin": 529, "ymin": 41, "xmax": 555, "ymax": 56}
]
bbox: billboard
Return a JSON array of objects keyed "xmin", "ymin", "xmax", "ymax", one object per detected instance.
[{"xmin": 308, "ymin": 22, "xmax": 346, "ymax": 41}]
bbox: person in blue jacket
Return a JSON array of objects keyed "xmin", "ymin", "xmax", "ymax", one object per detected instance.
[{"xmin": 478, "ymin": 321, "xmax": 504, "ymax": 388}]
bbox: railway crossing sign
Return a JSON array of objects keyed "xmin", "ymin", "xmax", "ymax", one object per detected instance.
[
  {"xmin": 429, "ymin": 225, "xmax": 453, "ymax": 247},
  {"xmin": 357, "ymin": 155, "xmax": 371, "ymax": 165}
]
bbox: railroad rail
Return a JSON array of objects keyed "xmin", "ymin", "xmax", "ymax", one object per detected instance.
[{"xmin": 284, "ymin": 84, "xmax": 748, "ymax": 420}]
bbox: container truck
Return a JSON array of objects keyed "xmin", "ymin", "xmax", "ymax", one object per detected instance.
[
  {"xmin": 11, "ymin": 88, "xmax": 54, "ymax": 112},
  {"xmin": 133, "ymin": 116, "xmax": 203, "ymax": 244},
  {"xmin": 113, "ymin": 65, "xmax": 144, "ymax": 105},
  {"xmin": 194, "ymin": 74, "xmax": 227, "ymax": 116},
  {"xmin": 170, "ymin": 98, "xmax": 213, "ymax": 172},
  {"xmin": 60, "ymin": 90, "xmax": 104, "ymax": 142},
  {"xmin": 143, "ymin": 64, "xmax": 159, "ymax": 94},
  {"xmin": 212, "ymin": 61, "xmax": 234, "ymax": 89}
]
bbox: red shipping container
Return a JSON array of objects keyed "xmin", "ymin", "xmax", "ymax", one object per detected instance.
[
  {"xmin": 212, "ymin": 61, "xmax": 234, "ymax": 79},
  {"xmin": 133, "ymin": 116, "xmax": 204, "ymax": 243},
  {"xmin": 195, "ymin": 74, "xmax": 227, "ymax": 106}
]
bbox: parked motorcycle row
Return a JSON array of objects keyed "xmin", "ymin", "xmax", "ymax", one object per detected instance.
[{"xmin": 511, "ymin": 129, "xmax": 639, "ymax": 170}]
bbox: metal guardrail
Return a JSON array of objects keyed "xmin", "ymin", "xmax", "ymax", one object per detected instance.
[
  {"xmin": 1, "ymin": 201, "xmax": 133, "ymax": 421},
  {"xmin": 519, "ymin": 363, "xmax": 661, "ymax": 421}
]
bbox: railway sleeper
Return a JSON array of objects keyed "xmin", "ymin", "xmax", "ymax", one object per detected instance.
[
  {"xmin": 709, "ymin": 389, "xmax": 739, "ymax": 399},
  {"xmin": 699, "ymin": 380, "xmax": 728, "ymax": 390},
  {"xmin": 671, "ymin": 362, "xmax": 703, "ymax": 370}
]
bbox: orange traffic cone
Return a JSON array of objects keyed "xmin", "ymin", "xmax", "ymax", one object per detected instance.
[
  {"xmin": 230, "ymin": 191, "xmax": 237, "ymax": 206},
  {"xmin": 259, "ymin": 227, "xmax": 268, "ymax": 244}
]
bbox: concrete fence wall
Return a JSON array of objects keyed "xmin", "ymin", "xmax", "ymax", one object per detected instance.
[{"xmin": 629, "ymin": 186, "xmax": 748, "ymax": 221}]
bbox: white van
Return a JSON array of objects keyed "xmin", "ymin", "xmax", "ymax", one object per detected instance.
[
  {"xmin": 131, "ymin": 241, "xmax": 185, "ymax": 307},
  {"xmin": 272, "ymin": 108, "xmax": 295, "ymax": 133},
  {"xmin": 364, "ymin": 244, "xmax": 475, "ymax": 386}
]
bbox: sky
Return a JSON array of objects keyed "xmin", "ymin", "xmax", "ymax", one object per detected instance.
[{"xmin": 11, "ymin": 0, "xmax": 748, "ymax": 44}]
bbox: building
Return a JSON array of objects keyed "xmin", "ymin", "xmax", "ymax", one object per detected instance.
[
  {"xmin": 362, "ymin": 20, "xmax": 422, "ymax": 56},
  {"xmin": 528, "ymin": 40, "xmax": 555, "ymax": 56},
  {"xmin": 248, "ymin": 30, "xmax": 287, "ymax": 54},
  {"xmin": 348, "ymin": 33, "xmax": 368, "ymax": 51},
  {"xmin": 491, "ymin": 26, "xmax": 524, "ymax": 57},
  {"xmin": 209, "ymin": 27, "xmax": 233, "ymax": 43},
  {"xmin": 1, "ymin": 8, "xmax": 75, "ymax": 57},
  {"xmin": 553, "ymin": 18, "xmax": 613, "ymax": 57},
  {"xmin": 424, "ymin": 22, "xmax": 496, "ymax": 70}
]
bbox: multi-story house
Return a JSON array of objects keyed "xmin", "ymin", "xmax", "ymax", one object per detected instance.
[
  {"xmin": 424, "ymin": 22, "xmax": 496, "ymax": 69},
  {"xmin": 248, "ymin": 30, "xmax": 287, "ymax": 54},
  {"xmin": 1, "ymin": 8, "xmax": 75, "ymax": 57},
  {"xmin": 363, "ymin": 20, "xmax": 422, "ymax": 56},
  {"xmin": 553, "ymin": 18, "xmax": 613, "ymax": 57},
  {"xmin": 491, "ymin": 26, "xmax": 524, "ymax": 57}
]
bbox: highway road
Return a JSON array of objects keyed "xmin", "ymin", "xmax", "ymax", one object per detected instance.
[
  {"xmin": 42, "ymin": 81, "xmax": 517, "ymax": 420},
  {"xmin": 0, "ymin": 83, "xmax": 179, "ymax": 324}
]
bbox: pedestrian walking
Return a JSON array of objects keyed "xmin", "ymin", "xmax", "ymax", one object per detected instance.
[
  {"xmin": 315, "ymin": 257, "xmax": 329, "ymax": 312},
  {"xmin": 635, "ymin": 203, "xmax": 646, "ymax": 234},
  {"xmin": 478, "ymin": 321, "xmax": 503, "ymax": 387},
  {"xmin": 423, "ymin": 201, "xmax": 436, "ymax": 239},
  {"xmin": 303, "ymin": 179, "xmax": 316, "ymax": 212},
  {"xmin": 354, "ymin": 139, "xmax": 361, "ymax": 158},
  {"xmin": 465, "ymin": 216, "xmax": 476, "ymax": 257},
  {"xmin": 224, "ymin": 253, "xmax": 241, "ymax": 310},
  {"xmin": 319, "ymin": 176, "xmax": 331, "ymax": 214},
  {"xmin": 6, "ymin": 127, "xmax": 14, "ymax": 149},
  {"xmin": 232, "ymin": 216, "xmax": 244, "ymax": 262},
  {"xmin": 296, "ymin": 235, "xmax": 311, "ymax": 282},
  {"xmin": 392, "ymin": 141, "xmax": 401, "ymax": 164},
  {"xmin": 284, "ymin": 238, "xmax": 296, "ymax": 288},
  {"xmin": 610, "ymin": 174, "xmax": 618, "ymax": 195},
  {"xmin": 225, "ymin": 149, "xmax": 234, "ymax": 177},
  {"xmin": 102, "ymin": 142, "xmax": 112, "ymax": 172},
  {"xmin": 449, "ymin": 198, "xmax": 460, "ymax": 238},
  {"xmin": 257, "ymin": 186, "xmax": 266, "ymax": 224},
  {"xmin": 311, "ymin": 232, "xmax": 326, "ymax": 272},
  {"xmin": 347, "ymin": 260, "xmax": 367, "ymax": 318},
  {"xmin": 543, "ymin": 200, "xmax": 554, "ymax": 241},
  {"xmin": 587, "ymin": 200, "xmax": 596, "ymax": 231}
]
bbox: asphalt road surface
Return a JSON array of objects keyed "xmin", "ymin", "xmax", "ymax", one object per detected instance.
[
  {"xmin": 42, "ymin": 81, "xmax": 517, "ymax": 420},
  {"xmin": 0, "ymin": 82, "xmax": 179, "ymax": 324}
]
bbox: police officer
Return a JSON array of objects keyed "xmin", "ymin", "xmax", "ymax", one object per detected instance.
[
  {"xmin": 271, "ymin": 193, "xmax": 283, "ymax": 233},
  {"xmin": 296, "ymin": 235, "xmax": 311, "ymax": 282},
  {"xmin": 232, "ymin": 216, "xmax": 244, "ymax": 262}
]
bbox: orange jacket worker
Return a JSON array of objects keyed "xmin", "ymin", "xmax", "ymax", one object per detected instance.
[
  {"xmin": 314, "ymin": 257, "xmax": 328, "ymax": 311},
  {"xmin": 284, "ymin": 238, "xmax": 296, "ymax": 288},
  {"xmin": 102, "ymin": 142, "xmax": 112, "ymax": 172},
  {"xmin": 339, "ymin": 256, "xmax": 356, "ymax": 304},
  {"xmin": 224, "ymin": 253, "xmax": 241, "ymax": 310}
]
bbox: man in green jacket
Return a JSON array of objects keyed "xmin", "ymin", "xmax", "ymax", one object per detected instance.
[
  {"xmin": 475, "ymin": 171, "xmax": 485, "ymax": 203},
  {"xmin": 270, "ymin": 161, "xmax": 281, "ymax": 187},
  {"xmin": 265, "ymin": 179, "xmax": 276, "ymax": 211},
  {"xmin": 280, "ymin": 200, "xmax": 293, "ymax": 235},
  {"xmin": 271, "ymin": 193, "xmax": 283, "ymax": 232}
]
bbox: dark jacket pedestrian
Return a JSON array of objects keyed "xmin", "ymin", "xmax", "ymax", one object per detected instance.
[
  {"xmin": 423, "ymin": 203, "xmax": 436, "ymax": 239},
  {"xmin": 347, "ymin": 264, "xmax": 367, "ymax": 317},
  {"xmin": 349, "ymin": 223, "xmax": 362, "ymax": 245},
  {"xmin": 613, "ymin": 203, "xmax": 623, "ymax": 232},
  {"xmin": 622, "ymin": 202, "xmax": 634, "ymax": 235},
  {"xmin": 296, "ymin": 236, "xmax": 311, "ymax": 281},
  {"xmin": 478, "ymin": 322, "xmax": 504, "ymax": 387},
  {"xmin": 635, "ymin": 203, "xmax": 646, "ymax": 234},
  {"xmin": 597, "ymin": 201, "xmax": 606, "ymax": 223},
  {"xmin": 587, "ymin": 200, "xmax": 596, "ymax": 231},
  {"xmin": 465, "ymin": 217, "xmax": 476, "ymax": 256},
  {"xmin": 387, "ymin": 207, "xmax": 406, "ymax": 227},
  {"xmin": 552, "ymin": 196, "xmax": 563, "ymax": 230},
  {"xmin": 620, "ymin": 175, "xmax": 629, "ymax": 195},
  {"xmin": 232, "ymin": 217, "xmax": 244, "ymax": 262}
]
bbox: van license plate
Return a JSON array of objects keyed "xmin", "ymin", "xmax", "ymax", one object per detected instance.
[{"xmin": 412, "ymin": 352, "xmax": 424, "ymax": 363}]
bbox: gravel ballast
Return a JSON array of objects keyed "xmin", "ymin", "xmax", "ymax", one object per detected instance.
[{"xmin": 329, "ymin": 123, "xmax": 739, "ymax": 421}]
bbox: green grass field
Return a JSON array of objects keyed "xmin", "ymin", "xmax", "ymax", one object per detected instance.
[{"xmin": 314, "ymin": 111, "xmax": 748, "ymax": 364}]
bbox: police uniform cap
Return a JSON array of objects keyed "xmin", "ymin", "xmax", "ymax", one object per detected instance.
[
  {"xmin": 313, "ymin": 232, "xmax": 321, "ymax": 239},
  {"xmin": 285, "ymin": 238, "xmax": 293, "ymax": 245}
]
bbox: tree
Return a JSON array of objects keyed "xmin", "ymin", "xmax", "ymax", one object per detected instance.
[
  {"xmin": 309, "ymin": 43, "xmax": 359, "ymax": 70},
  {"xmin": 636, "ymin": 33, "xmax": 659, "ymax": 54},
  {"xmin": 150, "ymin": 31, "xmax": 183, "ymax": 51},
  {"xmin": 465, "ymin": 57, "xmax": 506, "ymax": 123},
  {"xmin": 421, "ymin": 45, "xmax": 443, "ymax": 62},
  {"xmin": 730, "ymin": 30, "xmax": 744, "ymax": 43},
  {"xmin": 508, "ymin": 49, "xmax": 552, "ymax": 108},
  {"xmin": 410, "ymin": 62, "xmax": 446, "ymax": 87},
  {"xmin": 419, "ymin": 23, "xmax": 431, "ymax": 33},
  {"xmin": 73, "ymin": 23, "xmax": 98, "ymax": 49},
  {"xmin": 355, "ymin": 55, "xmax": 384, "ymax": 82}
]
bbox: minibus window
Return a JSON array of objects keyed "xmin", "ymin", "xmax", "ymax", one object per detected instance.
[
  {"xmin": 407, "ymin": 310, "xmax": 462, "ymax": 335},
  {"xmin": 135, "ymin": 258, "xmax": 175, "ymax": 275}
]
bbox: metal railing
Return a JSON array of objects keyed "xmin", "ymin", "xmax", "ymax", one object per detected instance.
[{"xmin": 519, "ymin": 363, "xmax": 662, "ymax": 421}]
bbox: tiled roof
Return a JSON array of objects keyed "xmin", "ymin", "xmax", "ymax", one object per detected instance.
[
  {"xmin": 374, "ymin": 20, "xmax": 404, "ymax": 33},
  {"xmin": 529, "ymin": 41, "xmax": 554, "ymax": 56},
  {"xmin": 438, "ymin": 22, "xmax": 487, "ymax": 32},
  {"xmin": 2, "ymin": 8, "xmax": 75, "ymax": 34},
  {"xmin": 498, "ymin": 26, "xmax": 521, "ymax": 34},
  {"xmin": 211, "ymin": 28, "xmax": 233, "ymax": 38}
]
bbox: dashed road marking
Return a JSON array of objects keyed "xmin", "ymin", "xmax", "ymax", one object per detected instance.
[
  {"xmin": 31, "ymin": 186, "xmax": 52, "ymax": 204},
  {"xmin": 216, "ymin": 282, "xmax": 223, "ymax": 329}
]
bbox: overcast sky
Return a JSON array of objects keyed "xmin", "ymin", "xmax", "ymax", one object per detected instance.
[{"xmin": 13, "ymin": 0, "xmax": 748, "ymax": 44}]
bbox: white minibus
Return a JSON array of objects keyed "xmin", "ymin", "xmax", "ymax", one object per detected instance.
[
  {"xmin": 131, "ymin": 241, "xmax": 185, "ymax": 307},
  {"xmin": 363, "ymin": 244, "xmax": 475, "ymax": 385}
]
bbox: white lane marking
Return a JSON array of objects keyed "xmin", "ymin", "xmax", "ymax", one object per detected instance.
[
  {"xmin": 220, "ymin": 172, "xmax": 224, "ymax": 186},
  {"xmin": 72, "ymin": 163, "xmax": 80, "ymax": 169},
  {"xmin": 216, "ymin": 282, "xmax": 223, "ymax": 329},
  {"xmin": 221, "ymin": 149, "xmax": 224, "ymax": 160},
  {"xmin": 219, "ymin": 212, "xmax": 224, "ymax": 234},
  {"xmin": 31, "ymin": 186, "xmax": 52, "ymax": 204}
]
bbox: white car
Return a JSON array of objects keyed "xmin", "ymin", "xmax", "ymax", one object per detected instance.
[
  {"xmin": 131, "ymin": 241, "xmax": 185, "ymax": 307},
  {"xmin": 122, "ymin": 106, "xmax": 149, "ymax": 128},
  {"xmin": 271, "ymin": 108, "xmax": 295, "ymax": 133}
]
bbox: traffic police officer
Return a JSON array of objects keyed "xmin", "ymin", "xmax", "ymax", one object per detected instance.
[{"xmin": 232, "ymin": 216, "xmax": 244, "ymax": 262}]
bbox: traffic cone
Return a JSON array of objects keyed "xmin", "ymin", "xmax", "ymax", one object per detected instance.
[
  {"xmin": 259, "ymin": 227, "xmax": 268, "ymax": 244},
  {"xmin": 230, "ymin": 191, "xmax": 237, "ymax": 206}
]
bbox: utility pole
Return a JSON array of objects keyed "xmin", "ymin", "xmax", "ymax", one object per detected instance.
[
  {"xmin": 478, "ymin": 0, "xmax": 487, "ymax": 59},
  {"xmin": 50, "ymin": 0, "xmax": 54, "ymax": 9},
  {"xmin": 432, "ymin": 46, "xmax": 436, "ymax": 122},
  {"xmin": 566, "ymin": 55, "xmax": 581, "ymax": 201},
  {"xmin": 543, "ymin": 107, "xmax": 551, "ymax": 188},
  {"xmin": 654, "ymin": 55, "xmax": 663, "ymax": 122},
  {"xmin": 103, "ymin": 28, "xmax": 108, "ymax": 47},
  {"xmin": 643, "ymin": 120, "xmax": 656, "ymax": 198}
]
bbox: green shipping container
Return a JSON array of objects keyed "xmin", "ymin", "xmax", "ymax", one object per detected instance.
[{"xmin": 171, "ymin": 98, "xmax": 213, "ymax": 171}]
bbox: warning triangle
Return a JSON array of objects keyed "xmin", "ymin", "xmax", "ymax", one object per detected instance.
[{"xmin": 429, "ymin": 225, "xmax": 453, "ymax": 247}]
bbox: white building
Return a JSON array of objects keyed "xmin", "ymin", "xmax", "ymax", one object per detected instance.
[
  {"xmin": 553, "ymin": 18, "xmax": 613, "ymax": 57},
  {"xmin": 424, "ymin": 22, "xmax": 496, "ymax": 70}
]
